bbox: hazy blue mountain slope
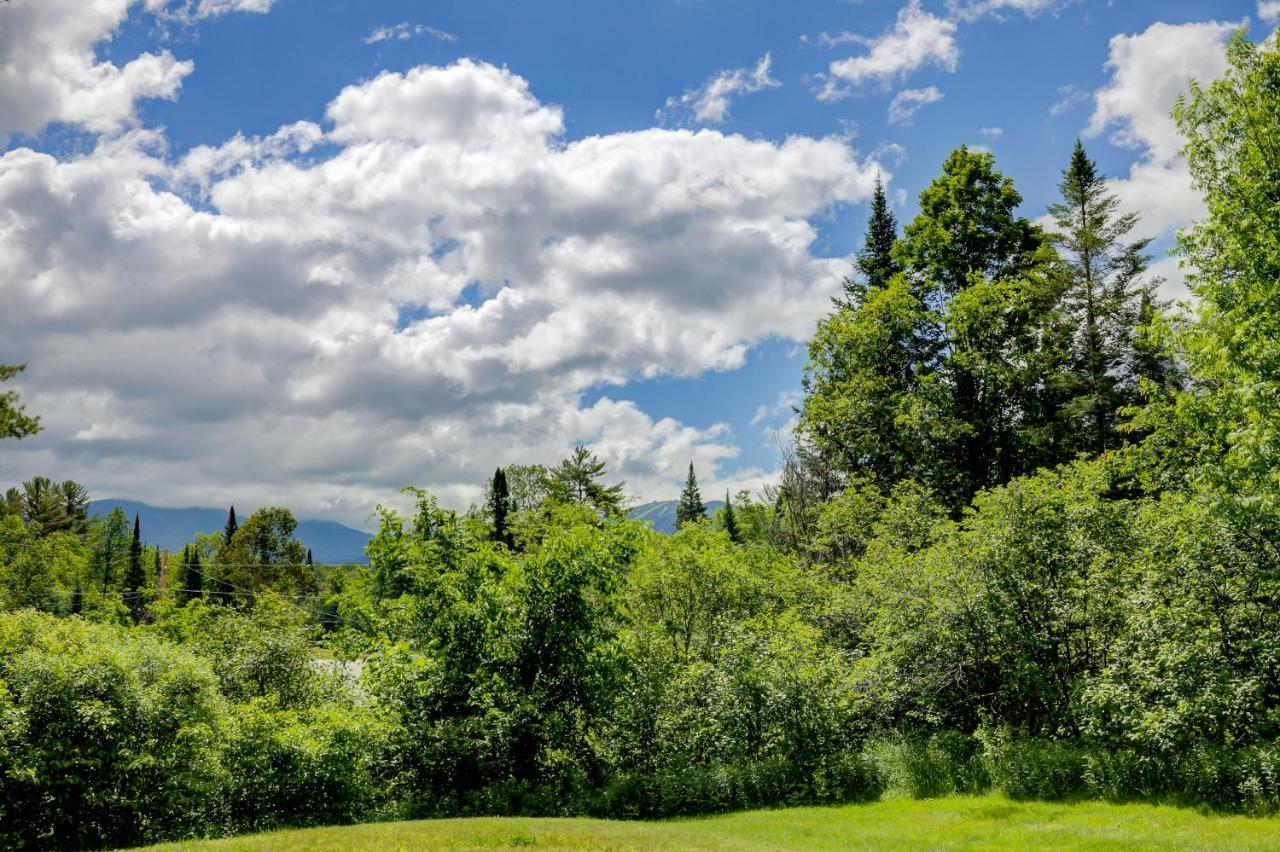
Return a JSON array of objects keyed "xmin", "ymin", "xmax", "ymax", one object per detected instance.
[{"xmin": 629, "ymin": 500, "xmax": 724, "ymax": 534}]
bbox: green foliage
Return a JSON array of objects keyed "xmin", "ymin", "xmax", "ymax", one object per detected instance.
[
  {"xmin": 221, "ymin": 507, "xmax": 312, "ymax": 599},
  {"xmin": 1047, "ymin": 141, "xmax": 1160, "ymax": 455},
  {"xmin": 0, "ymin": 364, "xmax": 39, "ymax": 441},
  {"xmin": 868, "ymin": 731, "xmax": 988, "ymax": 799},
  {"xmin": 151, "ymin": 596, "xmax": 319, "ymax": 707},
  {"xmin": 842, "ymin": 175, "xmax": 899, "ymax": 303},
  {"xmin": 487, "ymin": 467, "xmax": 515, "ymax": 549},
  {"xmin": 223, "ymin": 700, "xmax": 391, "ymax": 832},
  {"xmin": 548, "ymin": 446, "xmax": 626, "ymax": 518},
  {"xmin": 0, "ymin": 610, "xmax": 227, "ymax": 849}
]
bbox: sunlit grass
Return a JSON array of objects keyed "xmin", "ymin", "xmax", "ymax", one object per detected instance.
[{"xmin": 149, "ymin": 794, "xmax": 1280, "ymax": 850}]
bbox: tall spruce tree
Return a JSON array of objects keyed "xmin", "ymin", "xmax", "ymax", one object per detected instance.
[
  {"xmin": 1048, "ymin": 139, "xmax": 1154, "ymax": 455},
  {"xmin": 841, "ymin": 175, "xmax": 900, "ymax": 305},
  {"xmin": 224, "ymin": 506, "xmax": 238, "ymax": 544},
  {"xmin": 123, "ymin": 514, "xmax": 147, "ymax": 622},
  {"xmin": 488, "ymin": 467, "xmax": 514, "ymax": 548},
  {"xmin": 675, "ymin": 462, "xmax": 707, "ymax": 529},
  {"xmin": 181, "ymin": 545, "xmax": 203, "ymax": 604},
  {"xmin": 721, "ymin": 490, "xmax": 741, "ymax": 543}
]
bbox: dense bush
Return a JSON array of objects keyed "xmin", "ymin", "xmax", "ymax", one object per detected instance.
[
  {"xmin": 0, "ymin": 611, "xmax": 227, "ymax": 849},
  {"xmin": 868, "ymin": 731, "xmax": 988, "ymax": 798},
  {"xmin": 223, "ymin": 700, "xmax": 392, "ymax": 832}
]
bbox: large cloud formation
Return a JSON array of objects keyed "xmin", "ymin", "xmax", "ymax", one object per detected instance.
[{"xmin": 0, "ymin": 8, "xmax": 881, "ymax": 523}]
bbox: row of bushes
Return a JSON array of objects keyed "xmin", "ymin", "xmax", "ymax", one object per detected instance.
[
  {"xmin": 869, "ymin": 730, "xmax": 1280, "ymax": 816},
  {"xmin": 4, "ymin": 608, "xmax": 1280, "ymax": 848}
]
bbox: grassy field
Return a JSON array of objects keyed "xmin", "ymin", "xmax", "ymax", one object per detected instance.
[{"xmin": 150, "ymin": 795, "xmax": 1280, "ymax": 851}]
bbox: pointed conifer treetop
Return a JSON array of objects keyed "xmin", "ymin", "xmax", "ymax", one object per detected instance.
[
  {"xmin": 675, "ymin": 461, "xmax": 707, "ymax": 529},
  {"xmin": 843, "ymin": 175, "xmax": 900, "ymax": 304},
  {"xmin": 721, "ymin": 489, "xmax": 740, "ymax": 543},
  {"xmin": 224, "ymin": 505, "xmax": 238, "ymax": 544},
  {"xmin": 488, "ymin": 467, "xmax": 514, "ymax": 548}
]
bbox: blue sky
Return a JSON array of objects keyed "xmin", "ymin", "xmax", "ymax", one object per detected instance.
[{"xmin": 0, "ymin": 0, "xmax": 1269, "ymax": 525}]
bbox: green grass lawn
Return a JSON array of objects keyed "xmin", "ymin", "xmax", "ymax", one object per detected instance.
[{"xmin": 149, "ymin": 795, "xmax": 1280, "ymax": 851}]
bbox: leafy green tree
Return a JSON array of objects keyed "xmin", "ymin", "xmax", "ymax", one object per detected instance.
[
  {"xmin": 804, "ymin": 147, "xmax": 1060, "ymax": 512},
  {"xmin": 89, "ymin": 506, "xmax": 130, "ymax": 593},
  {"xmin": 222, "ymin": 507, "xmax": 311, "ymax": 600},
  {"xmin": 629, "ymin": 523, "xmax": 773, "ymax": 662},
  {"xmin": 896, "ymin": 145, "xmax": 1044, "ymax": 298},
  {"xmin": 487, "ymin": 467, "xmax": 515, "ymax": 548},
  {"xmin": 0, "ymin": 363, "xmax": 39, "ymax": 441},
  {"xmin": 549, "ymin": 446, "xmax": 626, "ymax": 517},
  {"xmin": 675, "ymin": 461, "xmax": 707, "ymax": 529},
  {"xmin": 505, "ymin": 464, "xmax": 552, "ymax": 512}
]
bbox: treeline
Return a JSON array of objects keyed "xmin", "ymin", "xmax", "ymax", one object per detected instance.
[
  {"xmin": 0, "ymin": 480, "xmax": 323, "ymax": 621},
  {"xmin": 0, "ymin": 30, "xmax": 1277, "ymax": 851}
]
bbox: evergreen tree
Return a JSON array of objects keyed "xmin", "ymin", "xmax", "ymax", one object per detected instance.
[
  {"xmin": 2, "ymin": 487, "xmax": 20, "ymax": 518},
  {"xmin": 306, "ymin": 548, "xmax": 314, "ymax": 568},
  {"xmin": 19, "ymin": 476, "xmax": 68, "ymax": 535},
  {"xmin": 123, "ymin": 514, "xmax": 147, "ymax": 622},
  {"xmin": 487, "ymin": 467, "xmax": 515, "ymax": 548},
  {"xmin": 181, "ymin": 545, "xmax": 203, "ymax": 604},
  {"xmin": 675, "ymin": 462, "xmax": 707, "ymax": 529},
  {"xmin": 1048, "ymin": 139, "xmax": 1155, "ymax": 455},
  {"xmin": 549, "ymin": 446, "xmax": 626, "ymax": 517},
  {"xmin": 0, "ymin": 363, "xmax": 40, "ymax": 441},
  {"xmin": 721, "ymin": 490, "xmax": 741, "ymax": 543},
  {"xmin": 59, "ymin": 480, "xmax": 90, "ymax": 539},
  {"xmin": 1131, "ymin": 286, "xmax": 1182, "ymax": 397},
  {"xmin": 224, "ymin": 505, "xmax": 238, "ymax": 544},
  {"xmin": 842, "ymin": 175, "xmax": 900, "ymax": 304},
  {"xmin": 213, "ymin": 505, "xmax": 239, "ymax": 606}
]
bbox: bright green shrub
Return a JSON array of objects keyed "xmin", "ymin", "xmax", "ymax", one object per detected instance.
[
  {"xmin": 223, "ymin": 699, "xmax": 392, "ymax": 832},
  {"xmin": 868, "ymin": 730, "xmax": 988, "ymax": 798},
  {"xmin": 0, "ymin": 610, "xmax": 227, "ymax": 849},
  {"xmin": 979, "ymin": 730, "xmax": 1087, "ymax": 801}
]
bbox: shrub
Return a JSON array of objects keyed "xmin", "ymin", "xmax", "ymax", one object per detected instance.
[
  {"xmin": 868, "ymin": 730, "xmax": 988, "ymax": 798},
  {"xmin": 979, "ymin": 730, "xmax": 1086, "ymax": 800},
  {"xmin": 222, "ymin": 699, "xmax": 392, "ymax": 832},
  {"xmin": 0, "ymin": 610, "xmax": 227, "ymax": 849}
]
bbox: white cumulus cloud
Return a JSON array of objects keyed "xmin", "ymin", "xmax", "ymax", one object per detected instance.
[
  {"xmin": 0, "ymin": 57, "xmax": 885, "ymax": 522},
  {"xmin": 1084, "ymin": 20, "xmax": 1235, "ymax": 243}
]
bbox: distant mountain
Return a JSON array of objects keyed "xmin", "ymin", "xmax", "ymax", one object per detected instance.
[
  {"xmin": 629, "ymin": 500, "xmax": 724, "ymax": 534},
  {"xmin": 87, "ymin": 499, "xmax": 373, "ymax": 564}
]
